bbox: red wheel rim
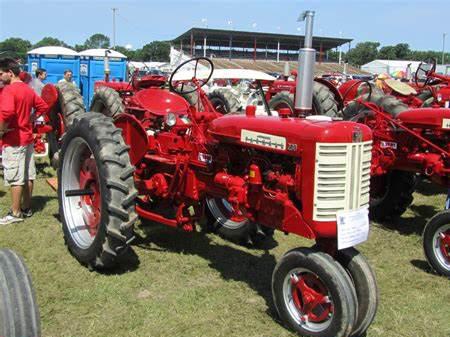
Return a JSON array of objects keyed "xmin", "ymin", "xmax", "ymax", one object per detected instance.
[
  {"xmin": 290, "ymin": 272, "xmax": 333, "ymax": 323},
  {"xmin": 215, "ymin": 198, "xmax": 247, "ymax": 223},
  {"xmin": 439, "ymin": 229, "xmax": 450, "ymax": 262},
  {"xmin": 78, "ymin": 152, "xmax": 101, "ymax": 237}
]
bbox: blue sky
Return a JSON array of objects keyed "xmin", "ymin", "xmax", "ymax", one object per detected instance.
[{"xmin": 0, "ymin": 0, "xmax": 449, "ymax": 51}]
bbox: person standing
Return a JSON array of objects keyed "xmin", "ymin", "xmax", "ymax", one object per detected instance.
[
  {"xmin": 30, "ymin": 68, "xmax": 47, "ymax": 95},
  {"xmin": 58, "ymin": 69, "xmax": 76, "ymax": 86},
  {"xmin": 0, "ymin": 58, "xmax": 48, "ymax": 225}
]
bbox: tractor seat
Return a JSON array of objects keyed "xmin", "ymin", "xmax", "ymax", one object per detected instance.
[
  {"xmin": 384, "ymin": 79, "xmax": 417, "ymax": 96},
  {"xmin": 133, "ymin": 88, "xmax": 190, "ymax": 116}
]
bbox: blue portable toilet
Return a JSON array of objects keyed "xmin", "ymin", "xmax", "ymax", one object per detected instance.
[
  {"xmin": 78, "ymin": 49, "xmax": 127, "ymax": 108},
  {"xmin": 27, "ymin": 46, "xmax": 80, "ymax": 85}
]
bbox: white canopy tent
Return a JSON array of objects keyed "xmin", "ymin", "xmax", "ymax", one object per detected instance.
[
  {"xmin": 361, "ymin": 60, "xmax": 421, "ymax": 75},
  {"xmin": 171, "ymin": 68, "xmax": 276, "ymax": 81}
]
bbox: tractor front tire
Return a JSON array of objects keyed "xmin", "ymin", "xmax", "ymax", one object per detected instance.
[
  {"xmin": 272, "ymin": 247, "xmax": 357, "ymax": 337},
  {"xmin": 48, "ymin": 82, "xmax": 86, "ymax": 168},
  {"xmin": 208, "ymin": 88, "xmax": 241, "ymax": 114},
  {"xmin": 336, "ymin": 248, "xmax": 379, "ymax": 337},
  {"xmin": 205, "ymin": 197, "xmax": 274, "ymax": 246},
  {"xmin": 268, "ymin": 82, "xmax": 340, "ymax": 117},
  {"xmin": 0, "ymin": 249, "xmax": 40, "ymax": 337},
  {"xmin": 369, "ymin": 171, "xmax": 416, "ymax": 222},
  {"xmin": 423, "ymin": 210, "xmax": 450, "ymax": 277},
  {"xmin": 59, "ymin": 113, "xmax": 137, "ymax": 269},
  {"xmin": 90, "ymin": 86, "xmax": 125, "ymax": 119}
]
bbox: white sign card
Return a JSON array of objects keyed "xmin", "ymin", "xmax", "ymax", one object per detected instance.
[{"xmin": 336, "ymin": 207, "xmax": 370, "ymax": 250}]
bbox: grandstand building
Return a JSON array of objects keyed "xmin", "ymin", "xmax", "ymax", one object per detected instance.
[
  {"xmin": 171, "ymin": 27, "xmax": 363, "ymax": 75},
  {"xmin": 172, "ymin": 27, "xmax": 351, "ymax": 62}
]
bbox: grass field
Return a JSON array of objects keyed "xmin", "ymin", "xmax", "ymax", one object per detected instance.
[{"xmin": 0, "ymin": 163, "xmax": 449, "ymax": 337}]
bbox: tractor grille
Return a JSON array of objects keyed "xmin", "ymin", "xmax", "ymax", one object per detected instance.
[{"xmin": 313, "ymin": 141, "xmax": 372, "ymax": 222}]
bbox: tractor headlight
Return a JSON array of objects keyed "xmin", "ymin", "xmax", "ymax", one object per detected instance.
[{"xmin": 165, "ymin": 113, "xmax": 177, "ymax": 127}]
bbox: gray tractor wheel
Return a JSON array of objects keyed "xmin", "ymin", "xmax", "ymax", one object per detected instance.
[
  {"xmin": 48, "ymin": 82, "xmax": 86, "ymax": 168},
  {"xmin": 0, "ymin": 249, "xmax": 40, "ymax": 337},
  {"xmin": 272, "ymin": 247, "xmax": 357, "ymax": 337},
  {"xmin": 58, "ymin": 113, "xmax": 137, "ymax": 269},
  {"xmin": 90, "ymin": 86, "xmax": 125, "ymax": 119},
  {"xmin": 343, "ymin": 92, "xmax": 408, "ymax": 120},
  {"xmin": 208, "ymin": 88, "xmax": 241, "ymax": 114},
  {"xmin": 205, "ymin": 197, "xmax": 274, "ymax": 246},
  {"xmin": 268, "ymin": 82, "xmax": 340, "ymax": 117},
  {"xmin": 336, "ymin": 248, "xmax": 379, "ymax": 337}
]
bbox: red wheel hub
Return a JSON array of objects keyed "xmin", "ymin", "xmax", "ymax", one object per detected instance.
[
  {"xmin": 439, "ymin": 229, "xmax": 450, "ymax": 262},
  {"xmin": 78, "ymin": 155, "xmax": 101, "ymax": 236},
  {"xmin": 229, "ymin": 208, "xmax": 246, "ymax": 222},
  {"xmin": 290, "ymin": 273, "xmax": 333, "ymax": 323},
  {"xmin": 217, "ymin": 199, "xmax": 247, "ymax": 223}
]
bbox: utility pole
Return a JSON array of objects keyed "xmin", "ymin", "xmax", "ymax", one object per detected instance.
[
  {"xmin": 443, "ymin": 33, "xmax": 447, "ymax": 65},
  {"xmin": 112, "ymin": 8, "xmax": 118, "ymax": 49}
]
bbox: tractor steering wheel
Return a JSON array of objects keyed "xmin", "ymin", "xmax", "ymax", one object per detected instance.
[
  {"xmin": 415, "ymin": 57, "xmax": 437, "ymax": 88},
  {"xmin": 169, "ymin": 57, "xmax": 214, "ymax": 94}
]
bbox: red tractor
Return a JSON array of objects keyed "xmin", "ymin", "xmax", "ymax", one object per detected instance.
[
  {"xmin": 345, "ymin": 58, "xmax": 450, "ymax": 110},
  {"xmin": 56, "ymin": 11, "xmax": 379, "ymax": 337},
  {"xmin": 411, "ymin": 58, "xmax": 450, "ymax": 108},
  {"xmin": 339, "ymin": 82, "xmax": 450, "ymax": 277}
]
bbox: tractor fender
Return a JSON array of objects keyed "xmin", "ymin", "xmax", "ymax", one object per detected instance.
[
  {"xmin": 114, "ymin": 113, "xmax": 148, "ymax": 166},
  {"xmin": 41, "ymin": 83, "xmax": 59, "ymax": 115},
  {"xmin": 314, "ymin": 78, "xmax": 344, "ymax": 110}
]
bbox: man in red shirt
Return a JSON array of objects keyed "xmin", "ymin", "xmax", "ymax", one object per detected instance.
[{"xmin": 0, "ymin": 58, "xmax": 48, "ymax": 225}]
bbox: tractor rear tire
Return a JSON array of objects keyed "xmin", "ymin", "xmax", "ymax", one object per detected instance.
[
  {"xmin": 272, "ymin": 247, "xmax": 357, "ymax": 337},
  {"xmin": 268, "ymin": 82, "xmax": 340, "ymax": 117},
  {"xmin": 59, "ymin": 113, "xmax": 137, "ymax": 269},
  {"xmin": 422, "ymin": 210, "xmax": 450, "ymax": 277},
  {"xmin": 208, "ymin": 88, "xmax": 241, "ymax": 114},
  {"xmin": 0, "ymin": 249, "xmax": 40, "ymax": 337},
  {"xmin": 205, "ymin": 197, "xmax": 274, "ymax": 246},
  {"xmin": 90, "ymin": 86, "xmax": 125, "ymax": 119},
  {"xmin": 343, "ymin": 92, "xmax": 408, "ymax": 120},
  {"xmin": 369, "ymin": 170, "xmax": 416, "ymax": 222},
  {"xmin": 48, "ymin": 82, "xmax": 86, "ymax": 168},
  {"xmin": 176, "ymin": 84, "xmax": 201, "ymax": 108}
]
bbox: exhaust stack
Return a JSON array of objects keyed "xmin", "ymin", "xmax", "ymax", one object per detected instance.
[
  {"xmin": 295, "ymin": 10, "xmax": 316, "ymax": 114},
  {"xmin": 283, "ymin": 61, "xmax": 290, "ymax": 80},
  {"xmin": 104, "ymin": 49, "xmax": 112, "ymax": 82}
]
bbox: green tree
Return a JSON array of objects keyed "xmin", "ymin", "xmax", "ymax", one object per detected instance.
[
  {"xmin": 393, "ymin": 43, "xmax": 411, "ymax": 59},
  {"xmin": 346, "ymin": 41, "xmax": 380, "ymax": 66},
  {"xmin": 113, "ymin": 46, "xmax": 135, "ymax": 60},
  {"xmin": 0, "ymin": 37, "xmax": 32, "ymax": 63},
  {"xmin": 33, "ymin": 37, "xmax": 69, "ymax": 49},
  {"xmin": 84, "ymin": 33, "xmax": 110, "ymax": 49},
  {"xmin": 326, "ymin": 50, "xmax": 343, "ymax": 62},
  {"xmin": 73, "ymin": 44, "xmax": 85, "ymax": 52},
  {"xmin": 137, "ymin": 41, "xmax": 170, "ymax": 61},
  {"xmin": 378, "ymin": 46, "xmax": 396, "ymax": 60}
]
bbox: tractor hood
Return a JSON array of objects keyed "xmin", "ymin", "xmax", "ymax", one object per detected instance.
[
  {"xmin": 132, "ymin": 88, "xmax": 190, "ymax": 116},
  {"xmin": 208, "ymin": 115, "xmax": 372, "ymax": 156},
  {"xmin": 396, "ymin": 108, "xmax": 450, "ymax": 129}
]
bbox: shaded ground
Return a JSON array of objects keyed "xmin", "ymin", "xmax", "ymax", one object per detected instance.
[{"xmin": 0, "ymin": 175, "xmax": 449, "ymax": 337}]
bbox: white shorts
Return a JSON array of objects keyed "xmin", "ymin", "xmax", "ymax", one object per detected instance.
[{"xmin": 2, "ymin": 144, "xmax": 36, "ymax": 186}]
